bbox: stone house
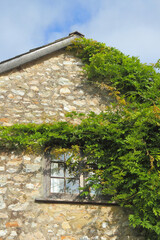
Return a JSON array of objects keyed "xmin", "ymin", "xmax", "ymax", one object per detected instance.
[{"xmin": 0, "ymin": 31, "xmax": 144, "ymax": 240}]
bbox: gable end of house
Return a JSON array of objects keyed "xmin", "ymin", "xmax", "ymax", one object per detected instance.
[{"xmin": 0, "ymin": 31, "xmax": 84, "ymax": 74}]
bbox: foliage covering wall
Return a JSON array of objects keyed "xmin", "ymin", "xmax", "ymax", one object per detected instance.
[{"xmin": 0, "ymin": 38, "xmax": 160, "ymax": 239}]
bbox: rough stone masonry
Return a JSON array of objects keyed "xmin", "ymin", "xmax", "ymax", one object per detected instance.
[{"xmin": 0, "ymin": 49, "xmax": 144, "ymax": 239}]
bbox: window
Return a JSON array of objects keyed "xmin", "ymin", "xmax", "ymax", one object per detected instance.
[
  {"xmin": 42, "ymin": 150, "xmax": 86, "ymax": 202},
  {"xmin": 50, "ymin": 152, "xmax": 81, "ymax": 194},
  {"xmin": 36, "ymin": 149, "xmax": 110, "ymax": 204}
]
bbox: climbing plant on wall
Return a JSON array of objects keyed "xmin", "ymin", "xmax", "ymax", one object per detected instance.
[{"xmin": 0, "ymin": 38, "xmax": 160, "ymax": 239}]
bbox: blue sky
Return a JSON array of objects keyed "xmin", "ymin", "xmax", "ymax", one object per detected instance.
[{"xmin": 0, "ymin": 0, "xmax": 160, "ymax": 64}]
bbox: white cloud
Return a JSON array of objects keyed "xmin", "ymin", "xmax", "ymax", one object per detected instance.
[
  {"xmin": 72, "ymin": 0, "xmax": 160, "ymax": 63},
  {"xmin": 0, "ymin": 0, "xmax": 160, "ymax": 64},
  {"xmin": 0, "ymin": 0, "xmax": 82, "ymax": 61}
]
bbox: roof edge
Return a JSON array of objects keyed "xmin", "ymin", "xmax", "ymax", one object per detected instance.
[{"xmin": 0, "ymin": 31, "xmax": 84, "ymax": 74}]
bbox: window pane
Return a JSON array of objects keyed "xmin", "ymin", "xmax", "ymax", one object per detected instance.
[
  {"xmin": 51, "ymin": 153, "xmax": 65, "ymax": 162},
  {"xmin": 66, "ymin": 179, "xmax": 79, "ymax": 194},
  {"xmin": 51, "ymin": 163, "xmax": 64, "ymax": 177},
  {"xmin": 51, "ymin": 178, "xmax": 64, "ymax": 193},
  {"xmin": 90, "ymin": 186, "xmax": 96, "ymax": 195},
  {"xmin": 65, "ymin": 168, "xmax": 76, "ymax": 178},
  {"xmin": 65, "ymin": 152, "xmax": 72, "ymax": 161},
  {"xmin": 65, "ymin": 152, "xmax": 77, "ymax": 163}
]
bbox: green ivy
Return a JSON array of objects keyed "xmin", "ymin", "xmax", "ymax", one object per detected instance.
[
  {"xmin": 0, "ymin": 37, "xmax": 160, "ymax": 239},
  {"xmin": 68, "ymin": 37, "xmax": 160, "ymax": 104}
]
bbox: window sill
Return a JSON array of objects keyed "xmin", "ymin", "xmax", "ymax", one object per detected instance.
[{"xmin": 35, "ymin": 195, "xmax": 118, "ymax": 206}]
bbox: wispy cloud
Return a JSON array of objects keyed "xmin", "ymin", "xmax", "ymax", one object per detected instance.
[
  {"xmin": 0, "ymin": 0, "xmax": 69, "ymax": 61},
  {"xmin": 0, "ymin": 0, "xmax": 160, "ymax": 63},
  {"xmin": 72, "ymin": 0, "xmax": 160, "ymax": 63}
]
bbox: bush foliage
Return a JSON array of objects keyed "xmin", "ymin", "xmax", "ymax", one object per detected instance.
[{"xmin": 0, "ymin": 37, "xmax": 160, "ymax": 239}]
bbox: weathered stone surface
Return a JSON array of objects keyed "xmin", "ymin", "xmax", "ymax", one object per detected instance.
[
  {"xmin": 61, "ymin": 237, "xmax": 76, "ymax": 240},
  {"xmin": 0, "ymin": 176, "xmax": 7, "ymax": 187},
  {"xmin": 0, "ymin": 230, "xmax": 7, "ymax": 237},
  {"xmin": 23, "ymin": 156, "xmax": 31, "ymax": 161},
  {"xmin": 60, "ymin": 87, "xmax": 71, "ymax": 95},
  {"xmin": 0, "ymin": 213, "xmax": 8, "ymax": 218},
  {"xmin": 26, "ymin": 183, "xmax": 35, "ymax": 189},
  {"xmin": 0, "ymin": 51, "xmax": 110, "ymax": 125},
  {"xmin": 24, "ymin": 164, "xmax": 41, "ymax": 172},
  {"xmin": 0, "ymin": 166, "xmax": 5, "ymax": 171},
  {"xmin": 80, "ymin": 237, "xmax": 90, "ymax": 240},
  {"xmin": 7, "ymin": 230, "xmax": 18, "ymax": 239},
  {"xmin": 0, "ymin": 160, "xmax": 144, "ymax": 239},
  {"xmin": 0, "ymin": 196, "xmax": 6, "ymax": 209},
  {"xmin": 52, "ymin": 65, "xmax": 60, "ymax": 70},
  {"xmin": 0, "ymin": 51, "xmax": 144, "ymax": 239},
  {"xmin": 6, "ymin": 221, "xmax": 19, "ymax": 227},
  {"xmin": 19, "ymin": 231, "xmax": 45, "ymax": 240},
  {"xmin": 8, "ymin": 202, "xmax": 29, "ymax": 211},
  {"xmin": 7, "ymin": 168, "xmax": 17, "ymax": 173},
  {"xmin": 11, "ymin": 89, "xmax": 25, "ymax": 96},
  {"xmin": 30, "ymin": 86, "xmax": 39, "ymax": 91},
  {"xmin": 62, "ymin": 222, "xmax": 71, "ymax": 230}
]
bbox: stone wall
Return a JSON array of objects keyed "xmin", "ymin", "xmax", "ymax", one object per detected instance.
[
  {"xmin": 0, "ymin": 153, "xmax": 144, "ymax": 240},
  {"xmin": 0, "ymin": 50, "xmax": 144, "ymax": 239},
  {"xmin": 0, "ymin": 50, "xmax": 111, "ymax": 126}
]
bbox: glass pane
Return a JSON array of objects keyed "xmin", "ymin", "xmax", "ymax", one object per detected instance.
[
  {"xmin": 65, "ymin": 152, "xmax": 72, "ymax": 161},
  {"xmin": 66, "ymin": 179, "xmax": 79, "ymax": 194},
  {"xmin": 87, "ymin": 179, "xmax": 96, "ymax": 195},
  {"xmin": 65, "ymin": 152, "xmax": 77, "ymax": 163},
  {"xmin": 51, "ymin": 178, "xmax": 64, "ymax": 193},
  {"xmin": 51, "ymin": 153, "xmax": 65, "ymax": 162},
  {"xmin": 90, "ymin": 187, "xmax": 96, "ymax": 195},
  {"xmin": 66, "ymin": 168, "xmax": 76, "ymax": 178},
  {"xmin": 51, "ymin": 163, "xmax": 64, "ymax": 177}
]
